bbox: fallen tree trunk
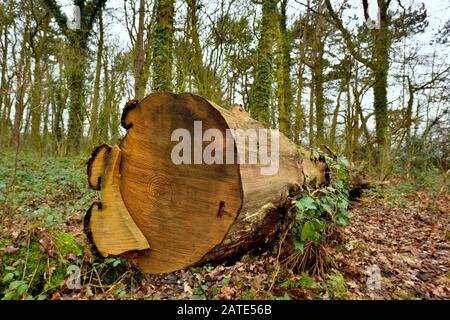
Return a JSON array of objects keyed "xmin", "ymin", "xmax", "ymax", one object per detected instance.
[{"xmin": 85, "ymin": 92, "xmax": 329, "ymax": 274}]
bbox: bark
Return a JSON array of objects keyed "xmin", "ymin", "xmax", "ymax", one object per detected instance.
[
  {"xmin": 151, "ymin": 0, "xmax": 174, "ymax": 92},
  {"xmin": 329, "ymin": 83, "xmax": 343, "ymax": 147},
  {"xmin": 373, "ymin": 1, "xmax": 391, "ymax": 172},
  {"xmin": 30, "ymin": 61, "xmax": 43, "ymax": 147},
  {"xmin": 312, "ymin": 0, "xmax": 325, "ymax": 146},
  {"xmin": 134, "ymin": 0, "xmax": 145, "ymax": 100},
  {"xmin": 251, "ymin": 0, "xmax": 278, "ymax": 128},
  {"xmin": 66, "ymin": 44, "xmax": 86, "ymax": 153},
  {"xmin": 29, "ymin": 12, "xmax": 50, "ymax": 148},
  {"xmin": 308, "ymin": 78, "xmax": 314, "ymax": 146},
  {"xmin": 10, "ymin": 34, "xmax": 30, "ymax": 148},
  {"xmin": 53, "ymin": 63, "xmax": 67, "ymax": 154},
  {"xmin": 85, "ymin": 92, "xmax": 329, "ymax": 274},
  {"xmin": 0, "ymin": 26, "xmax": 9, "ymax": 139},
  {"xmin": 276, "ymin": 0, "xmax": 293, "ymax": 138},
  {"xmin": 293, "ymin": 60, "xmax": 305, "ymax": 144},
  {"xmin": 90, "ymin": 12, "xmax": 104, "ymax": 144},
  {"xmin": 98, "ymin": 50, "xmax": 110, "ymax": 142}
]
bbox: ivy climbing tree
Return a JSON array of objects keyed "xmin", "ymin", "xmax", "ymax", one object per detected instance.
[
  {"xmin": 251, "ymin": 0, "xmax": 278, "ymax": 128},
  {"xmin": 43, "ymin": 0, "xmax": 107, "ymax": 154},
  {"xmin": 151, "ymin": 0, "xmax": 175, "ymax": 92}
]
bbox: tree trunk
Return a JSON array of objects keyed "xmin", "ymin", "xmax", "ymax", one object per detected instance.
[
  {"xmin": 312, "ymin": 0, "xmax": 325, "ymax": 146},
  {"xmin": 308, "ymin": 79, "xmax": 314, "ymax": 146},
  {"xmin": 30, "ymin": 62, "xmax": 43, "ymax": 148},
  {"xmin": 276, "ymin": 0, "xmax": 293, "ymax": 138},
  {"xmin": 43, "ymin": 0, "xmax": 107, "ymax": 154},
  {"xmin": 251, "ymin": 0, "xmax": 277, "ymax": 128},
  {"xmin": 151, "ymin": 0, "xmax": 174, "ymax": 92},
  {"xmin": 372, "ymin": 0, "xmax": 391, "ymax": 175},
  {"xmin": 134, "ymin": 0, "xmax": 146, "ymax": 100},
  {"xmin": 66, "ymin": 42, "xmax": 87, "ymax": 154},
  {"xmin": 0, "ymin": 26, "xmax": 8, "ymax": 139},
  {"xmin": 85, "ymin": 92, "xmax": 329, "ymax": 274},
  {"xmin": 90, "ymin": 12, "xmax": 104, "ymax": 144},
  {"xmin": 10, "ymin": 35, "xmax": 30, "ymax": 148},
  {"xmin": 294, "ymin": 60, "xmax": 305, "ymax": 144},
  {"xmin": 329, "ymin": 83, "xmax": 343, "ymax": 147}
]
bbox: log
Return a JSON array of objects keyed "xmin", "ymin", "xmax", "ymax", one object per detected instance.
[{"xmin": 85, "ymin": 92, "xmax": 328, "ymax": 274}]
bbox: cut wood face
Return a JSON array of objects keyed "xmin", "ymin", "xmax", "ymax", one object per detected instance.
[
  {"xmin": 88, "ymin": 145, "xmax": 150, "ymax": 257},
  {"xmin": 87, "ymin": 144, "xmax": 111, "ymax": 190},
  {"xmin": 118, "ymin": 93, "xmax": 243, "ymax": 273}
]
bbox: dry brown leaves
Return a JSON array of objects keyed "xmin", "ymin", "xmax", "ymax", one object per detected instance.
[{"xmin": 330, "ymin": 189, "xmax": 449, "ymax": 300}]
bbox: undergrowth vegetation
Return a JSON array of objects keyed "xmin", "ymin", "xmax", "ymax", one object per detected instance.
[
  {"xmin": 0, "ymin": 150, "xmax": 448, "ymax": 300},
  {"xmin": 281, "ymin": 155, "xmax": 351, "ymax": 276}
]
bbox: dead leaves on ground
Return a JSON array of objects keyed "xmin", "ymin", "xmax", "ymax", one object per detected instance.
[{"xmin": 330, "ymin": 190, "xmax": 449, "ymax": 300}]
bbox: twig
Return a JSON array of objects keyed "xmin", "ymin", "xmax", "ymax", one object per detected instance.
[
  {"xmin": 92, "ymin": 265, "xmax": 106, "ymax": 294},
  {"xmin": 22, "ymin": 235, "xmax": 31, "ymax": 280},
  {"xmin": 192, "ymin": 271, "xmax": 209, "ymax": 300},
  {"xmin": 268, "ymin": 227, "xmax": 290, "ymax": 292}
]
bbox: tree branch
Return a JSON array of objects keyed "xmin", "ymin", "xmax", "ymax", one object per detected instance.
[
  {"xmin": 42, "ymin": 0, "xmax": 68, "ymax": 34},
  {"xmin": 411, "ymin": 65, "xmax": 450, "ymax": 92},
  {"xmin": 324, "ymin": 0, "xmax": 375, "ymax": 70},
  {"xmin": 85, "ymin": 0, "xmax": 108, "ymax": 32}
]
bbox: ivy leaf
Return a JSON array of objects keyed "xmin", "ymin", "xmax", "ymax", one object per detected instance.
[
  {"xmin": 221, "ymin": 277, "xmax": 230, "ymax": 286},
  {"xmin": 2, "ymin": 273, "xmax": 14, "ymax": 283},
  {"xmin": 321, "ymin": 202, "xmax": 333, "ymax": 214},
  {"xmin": 334, "ymin": 213, "xmax": 349, "ymax": 226},
  {"xmin": 17, "ymin": 283, "xmax": 28, "ymax": 295},
  {"xmin": 297, "ymin": 196, "xmax": 316, "ymax": 211},
  {"xmin": 338, "ymin": 155, "xmax": 350, "ymax": 167},
  {"xmin": 312, "ymin": 218, "xmax": 324, "ymax": 232},
  {"xmin": 334, "ymin": 180, "xmax": 344, "ymax": 189},
  {"xmin": 338, "ymin": 198, "xmax": 349, "ymax": 211},
  {"xmin": 293, "ymin": 237, "xmax": 304, "ymax": 252},
  {"xmin": 301, "ymin": 221, "xmax": 316, "ymax": 241}
]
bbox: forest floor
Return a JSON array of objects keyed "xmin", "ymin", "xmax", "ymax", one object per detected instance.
[{"xmin": 0, "ymin": 150, "xmax": 448, "ymax": 300}]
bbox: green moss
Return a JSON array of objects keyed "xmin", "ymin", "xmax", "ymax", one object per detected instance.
[
  {"xmin": 1, "ymin": 233, "xmax": 81, "ymax": 298},
  {"xmin": 2, "ymin": 241, "xmax": 41, "ymax": 276},
  {"xmin": 324, "ymin": 271, "xmax": 347, "ymax": 299},
  {"xmin": 45, "ymin": 260, "xmax": 69, "ymax": 290},
  {"xmin": 54, "ymin": 232, "xmax": 83, "ymax": 257},
  {"xmin": 1, "ymin": 241, "xmax": 44, "ymax": 299}
]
